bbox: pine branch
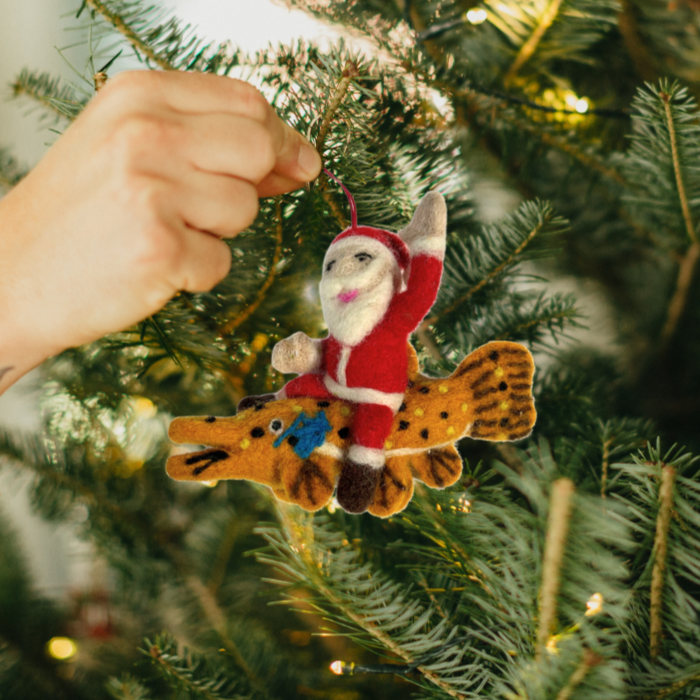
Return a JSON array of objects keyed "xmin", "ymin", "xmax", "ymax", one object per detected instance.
[
  {"xmin": 219, "ymin": 202, "xmax": 285, "ymax": 337},
  {"xmin": 81, "ymin": 0, "xmax": 239, "ymax": 74},
  {"xmin": 536, "ymin": 478, "xmax": 575, "ymax": 659},
  {"xmin": 660, "ymin": 90, "xmax": 696, "ymax": 244},
  {"xmin": 429, "ymin": 199, "xmax": 566, "ymax": 324},
  {"xmin": 84, "ymin": 0, "xmax": 175, "ymax": 70},
  {"xmin": 106, "ymin": 675, "xmax": 152, "ymax": 700},
  {"xmin": 144, "ymin": 635, "xmax": 249, "ymax": 700},
  {"xmin": 659, "ymin": 241, "xmax": 700, "ymax": 351},
  {"xmin": 11, "ymin": 69, "xmax": 86, "ymax": 122},
  {"xmin": 446, "ymin": 291, "xmax": 583, "ymax": 355},
  {"xmin": 182, "ymin": 575, "xmax": 262, "ymax": 692},
  {"xmin": 315, "ymin": 61, "xmax": 360, "ymax": 160},
  {"xmin": 504, "ymin": 0, "xmax": 566, "ymax": 85},
  {"xmin": 649, "ymin": 465, "xmax": 675, "ymax": 660},
  {"xmin": 0, "ymin": 148, "xmax": 27, "ymax": 190},
  {"xmin": 554, "ymin": 649, "xmax": 603, "ymax": 700},
  {"xmin": 449, "ymin": 83, "xmax": 627, "ymax": 185},
  {"xmin": 261, "ymin": 506, "xmax": 467, "ymax": 699}
]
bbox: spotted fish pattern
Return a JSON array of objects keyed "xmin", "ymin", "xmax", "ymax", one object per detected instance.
[{"xmin": 166, "ymin": 341, "xmax": 536, "ymax": 517}]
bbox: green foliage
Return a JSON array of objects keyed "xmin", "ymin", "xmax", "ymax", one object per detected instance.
[
  {"xmin": 0, "ymin": 148, "xmax": 26, "ymax": 190},
  {"xmin": 12, "ymin": 68, "xmax": 87, "ymax": 122},
  {"xmin": 623, "ymin": 80, "xmax": 700, "ymax": 247},
  {"xmin": 75, "ymin": 0, "xmax": 242, "ymax": 73},
  {"xmin": 7, "ymin": 0, "xmax": 700, "ymax": 698},
  {"xmin": 484, "ymin": 0, "xmax": 620, "ymax": 69}
]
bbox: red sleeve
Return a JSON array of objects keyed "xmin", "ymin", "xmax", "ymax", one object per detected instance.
[{"xmin": 385, "ymin": 254, "xmax": 443, "ymax": 333}]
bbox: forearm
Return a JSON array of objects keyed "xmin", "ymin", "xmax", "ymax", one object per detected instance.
[{"xmin": 0, "ymin": 196, "xmax": 61, "ymax": 396}]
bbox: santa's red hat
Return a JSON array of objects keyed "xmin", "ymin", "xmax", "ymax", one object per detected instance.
[{"xmin": 330, "ymin": 226, "xmax": 410, "ymax": 270}]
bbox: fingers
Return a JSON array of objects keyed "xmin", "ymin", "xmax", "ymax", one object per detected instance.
[
  {"xmin": 106, "ymin": 70, "xmax": 274, "ymax": 122},
  {"xmin": 256, "ymin": 172, "xmax": 306, "ymax": 198},
  {"xmin": 173, "ymin": 170, "xmax": 259, "ymax": 237},
  {"xmin": 174, "ymin": 225, "xmax": 233, "ymax": 292},
  {"xmin": 267, "ymin": 115, "xmax": 322, "ymax": 184},
  {"xmin": 104, "ymin": 71, "xmax": 322, "ymax": 186},
  {"xmin": 178, "ymin": 112, "xmax": 320, "ymax": 185}
]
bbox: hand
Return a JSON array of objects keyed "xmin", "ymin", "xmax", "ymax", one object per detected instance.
[
  {"xmin": 271, "ymin": 332, "xmax": 321, "ymax": 375},
  {"xmin": 0, "ymin": 70, "xmax": 322, "ymax": 393}
]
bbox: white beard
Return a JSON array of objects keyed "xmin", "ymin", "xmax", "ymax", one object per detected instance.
[{"xmin": 321, "ymin": 272, "xmax": 396, "ymax": 346}]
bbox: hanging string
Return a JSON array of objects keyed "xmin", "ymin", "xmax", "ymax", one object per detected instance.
[{"xmin": 323, "ymin": 168, "xmax": 358, "ymax": 229}]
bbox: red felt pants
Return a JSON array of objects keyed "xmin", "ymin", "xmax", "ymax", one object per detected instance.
[{"xmin": 284, "ymin": 374, "xmax": 395, "ymax": 450}]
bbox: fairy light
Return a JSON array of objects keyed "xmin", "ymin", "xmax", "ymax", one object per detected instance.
[
  {"xmin": 330, "ymin": 660, "xmax": 346, "ymax": 675},
  {"xmin": 202, "ymin": 480, "xmax": 219, "ymax": 488},
  {"xmin": 132, "ymin": 397, "xmax": 157, "ymax": 419},
  {"xmin": 575, "ymin": 98, "xmax": 590, "ymax": 114},
  {"xmin": 466, "ymin": 8, "xmax": 488, "ymax": 24},
  {"xmin": 454, "ymin": 495, "xmax": 471, "ymax": 513},
  {"xmin": 47, "ymin": 637, "xmax": 78, "ymax": 661},
  {"xmin": 585, "ymin": 592, "xmax": 604, "ymax": 616},
  {"xmin": 327, "ymin": 497, "xmax": 340, "ymax": 514}
]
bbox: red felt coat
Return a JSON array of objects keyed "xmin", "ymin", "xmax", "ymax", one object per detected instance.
[{"xmin": 322, "ymin": 253, "xmax": 443, "ymax": 394}]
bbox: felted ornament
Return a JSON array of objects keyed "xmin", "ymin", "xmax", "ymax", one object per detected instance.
[{"xmin": 166, "ymin": 173, "xmax": 537, "ymax": 516}]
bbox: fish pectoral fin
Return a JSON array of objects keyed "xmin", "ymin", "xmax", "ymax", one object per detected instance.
[
  {"xmin": 280, "ymin": 453, "xmax": 339, "ymax": 512},
  {"xmin": 408, "ymin": 444, "xmax": 463, "ymax": 489},
  {"xmin": 368, "ymin": 457, "xmax": 414, "ymax": 518}
]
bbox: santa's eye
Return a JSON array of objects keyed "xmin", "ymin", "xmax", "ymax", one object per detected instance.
[
  {"xmin": 269, "ymin": 419, "xmax": 285, "ymax": 435},
  {"xmin": 355, "ymin": 252, "xmax": 373, "ymax": 263},
  {"xmin": 325, "ymin": 260, "xmax": 336, "ymax": 273}
]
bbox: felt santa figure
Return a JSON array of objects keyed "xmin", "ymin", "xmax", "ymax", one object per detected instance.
[{"xmin": 239, "ymin": 190, "xmax": 446, "ymax": 513}]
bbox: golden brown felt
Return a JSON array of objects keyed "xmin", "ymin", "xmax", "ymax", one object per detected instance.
[{"xmin": 166, "ymin": 341, "xmax": 536, "ymax": 517}]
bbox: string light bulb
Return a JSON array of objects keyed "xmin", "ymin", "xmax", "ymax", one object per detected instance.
[
  {"xmin": 575, "ymin": 98, "xmax": 589, "ymax": 114},
  {"xmin": 585, "ymin": 592, "xmax": 604, "ymax": 616},
  {"xmin": 466, "ymin": 8, "xmax": 488, "ymax": 24},
  {"xmin": 330, "ymin": 660, "xmax": 347, "ymax": 675},
  {"xmin": 47, "ymin": 637, "xmax": 78, "ymax": 661}
]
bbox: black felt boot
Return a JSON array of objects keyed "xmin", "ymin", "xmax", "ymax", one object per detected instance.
[
  {"xmin": 336, "ymin": 461, "xmax": 381, "ymax": 514},
  {"xmin": 237, "ymin": 393, "xmax": 277, "ymax": 413}
]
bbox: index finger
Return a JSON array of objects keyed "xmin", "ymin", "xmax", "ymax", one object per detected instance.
[{"xmin": 110, "ymin": 71, "xmax": 322, "ymax": 182}]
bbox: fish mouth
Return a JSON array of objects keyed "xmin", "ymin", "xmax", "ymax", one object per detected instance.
[{"xmin": 337, "ymin": 289, "xmax": 359, "ymax": 303}]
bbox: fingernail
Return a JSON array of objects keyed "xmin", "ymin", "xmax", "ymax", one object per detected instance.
[{"xmin": 298, "ymin": 144, "xmax": 322, "ymax": 179}]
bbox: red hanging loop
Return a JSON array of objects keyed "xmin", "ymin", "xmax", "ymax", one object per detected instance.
[{"xmin": 323, "ymin": 168, "xmax": 358, "ymax": 229}]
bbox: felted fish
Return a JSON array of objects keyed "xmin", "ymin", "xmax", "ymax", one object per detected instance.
[{"xmin": 166, "ymin": 341, "xmax": 536, "ymax": 517}]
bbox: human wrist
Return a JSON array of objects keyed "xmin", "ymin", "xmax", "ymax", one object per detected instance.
[{"xmin": 0, "ymin": 197, "xmax": 62, "ymax": 395}]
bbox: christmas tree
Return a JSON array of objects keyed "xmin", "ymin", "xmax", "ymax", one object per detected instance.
[{"xmin": 3, "ymin": 0, "xmax": 700, "ymax": 697}]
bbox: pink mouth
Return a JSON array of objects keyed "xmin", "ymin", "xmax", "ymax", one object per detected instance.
[{"xmin": 337, "ymin": 289, "xmax": 359, "ymax": 304}]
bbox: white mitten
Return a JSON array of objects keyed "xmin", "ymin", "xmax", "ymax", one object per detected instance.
[
  {"xmin": 271, "ymin": 332, "xmax": 322, "ymax": 375},
  {"xmin": 398, "ymin": 191, "xmax": 447, "ymax": 259}
]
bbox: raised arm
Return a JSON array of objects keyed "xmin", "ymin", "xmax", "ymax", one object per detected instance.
[{"xmin": 388, "ymin": 191, "xmax": 447, "ymax": 332}]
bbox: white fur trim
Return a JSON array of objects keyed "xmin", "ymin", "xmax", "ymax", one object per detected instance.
[
  {"xmin": 317, "ymin": 442, "xmax": 344, "ymax": 460},
  {"xmin": 320, "ymin": 238, "xmax": 398, "ymax": 347},
  {"xmin": 337, "ymin": 345, "xmax": 351, "ymax": 386},
  {"xmin": 316, "ymin": 433, "xmax": 471, "ymax": 462},
  {"xmin": 348, "ymin": 444, "xmax": 385, "ymax": 468},
  {"xmin": 323, "ymin": 375, "xmax": 404, "ymax": 411},
  {"xmin": 407, "ymin": 236, "xmax": 446, "ymax": 260}
]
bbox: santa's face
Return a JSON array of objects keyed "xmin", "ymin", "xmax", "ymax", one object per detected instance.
[{"xmin": 319, "ymin": 236, "xmax": 400, "ymax": 346}]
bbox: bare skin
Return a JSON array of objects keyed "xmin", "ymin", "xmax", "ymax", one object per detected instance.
[{"xmin": 0, "ymin": 70, "xmax": 321, "ymax": 396}]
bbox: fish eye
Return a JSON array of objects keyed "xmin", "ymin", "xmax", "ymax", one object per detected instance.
[
  {"xmin": 269, "ymin": 419, "xmax": 284, "ymax": 435},
  {"xmin": 325, "ymin": 260, "xmax": 336, "ymax": 273},
  {"xmin": 355, "ymin": 252, "xmax": 373, "ymax": 263}
]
